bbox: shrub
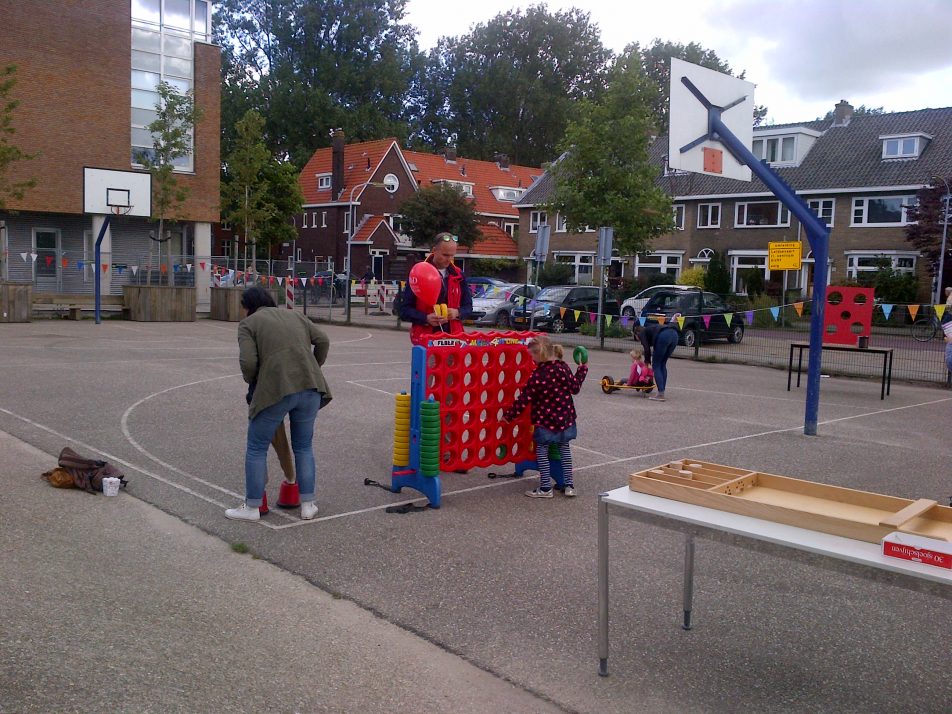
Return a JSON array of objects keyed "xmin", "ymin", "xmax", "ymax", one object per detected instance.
[
  {"xmin": 741, "ymin": 268, "xmax": 766, "ymax": 297},
  {"xmin": 537, "ymin": 262, "xmax": 573, "ymax": 287},
  {"xmin": 704, "ymin": 251, "xmax": 731, "ymax": 295},
  {"xmin": 579, "ymin": 319, "xmax": 630, "ymax": 338},
  {"xmin": 677, "ymin": 266, "xmax": 706, "ymax": 288}
]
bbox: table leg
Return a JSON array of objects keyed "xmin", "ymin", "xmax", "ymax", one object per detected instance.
[
  {"xmin": 796, "ymin": 346, "xmax": 805, "ymax": 389},
  {"xmin": 880, "ymin": 351, "xmax": 887, "ymax": 400},
  {"xmin": 787, "ymin": 344, "xmax": 794, "ymax": 391},
  {"xmin": 682, "ymin": 532, "xmax": 695, "ymax": 630},
  {"xmin": 598, "ymin": 495, "xmax": 609, "ymax": 676},
  {"xmin": 887, "ymin": 351, "xmax": 893, "ymax": 396}
]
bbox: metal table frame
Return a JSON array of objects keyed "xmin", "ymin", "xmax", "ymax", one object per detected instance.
[
  {"xmin": 597, "ymin": 487, "xmax": 952, "ymax": 677},
  {"xmin": 787, "ymin": 341, "xmax": 893, "ymax": 400}
]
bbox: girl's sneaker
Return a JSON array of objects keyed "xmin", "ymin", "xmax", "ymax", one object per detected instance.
[
  {"xmin": 525, "ymin": 488, "xmax": 554, "ymax": 498},
  {"xmin": 563, "ymin": 487, "xmax": 576, "ymax": 497}
]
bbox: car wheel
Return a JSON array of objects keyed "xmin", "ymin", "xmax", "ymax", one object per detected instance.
[
  {"xmin": 495, "ymin": 312, "xmax": 510, "ymax": 328},
  {"xmin": 551, "ymin": 318, "xmax": 567, "ymax": 333},
  {"xmin": 622, "ymin": 306, "xmax": 636, "ymax": 318},
  {"xmin": 727, "ymin": 324, "xmax": 744, "ymax": 343},
  {"xmin": 681, "ymin": 329, "xmax": 699, "ymax": 348}
]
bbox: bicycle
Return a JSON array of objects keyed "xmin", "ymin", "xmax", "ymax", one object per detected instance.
[{"xmin": 911, "ymin": 314, "xmax": 940, "ymax": 342}]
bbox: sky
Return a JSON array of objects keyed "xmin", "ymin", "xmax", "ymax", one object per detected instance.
[{"xmin": 404, "ymin": 0, "xmax": 952, "ymax": 125}]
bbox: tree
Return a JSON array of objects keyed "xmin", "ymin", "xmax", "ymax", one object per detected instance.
[
  {"xmin": 704, "ymin": 250, "xmax": 731, "ymax": 295},
  {"xmin": 137, "ymin": 82, "xmax": 204, "ymax": 285},
  {"xmin": 546, "ymin": 49, "xmax": 674, "ymax": 257},
  {"xmin": 0, "ymin": 65, "xmax": 36, "ymax": 210},
  {"xmin": 221, "ymin": 110, "xmax": 303, "ymax": 267},
  {"xmin": 412, "ymin": 5, "xmax": 611, "ymax": 166},
  {"xmin": 214, "ymin": 0, "xmax": 421, "ymax": 167},
  {"xmin": 636, "ymin": 39, "xmax": 767, "ymax": 132},
  {"xmin": 398, "ymin": 184, "xmax": 481, "ymax": 248},
  {"xmin": 905, "ymin": 177, "xmax": 951, "ymax": 296}
]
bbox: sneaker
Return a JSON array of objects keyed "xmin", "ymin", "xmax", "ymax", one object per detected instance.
[
  {"xmin": 525, "ymin": 488, "xmax": 554, "ymax": 498},
  {"xmin": 648, "ymin": 394, "xmax": 666, "ymax": 402},
  {"xmin": 563, "ymin": 487, "xmax": 576, "ymax": 497},
  {"xmin": 301, "ymin": 501, "xmax": 319, "ymax": 520},
  {"xmin": 225, "ymin": 503, "xmax": 260, "ymax": 522}
]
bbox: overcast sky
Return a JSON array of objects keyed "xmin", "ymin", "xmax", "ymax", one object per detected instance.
[{"xmin": 405, "ymin": 0, "xmax": 952, "ymax": 125}]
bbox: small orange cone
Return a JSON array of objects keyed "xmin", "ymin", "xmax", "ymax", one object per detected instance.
[
  {"xmin": 259, "ymin": 491, "xmax": 269, "ymax": 515},
  {"xmin": 277, "ymin": 480, "xmax": 300, "ymax": 508}
]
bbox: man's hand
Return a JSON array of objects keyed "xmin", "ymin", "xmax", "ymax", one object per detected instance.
[
  {"xmin": 446, "ymin": 307, "xmax": 459, "ymax": 320},
  {"xmin": 426, "ymin": 313, "xmax": 447, "ymax": 326}
]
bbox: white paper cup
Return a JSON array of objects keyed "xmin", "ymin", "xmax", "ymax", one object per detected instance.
[{"xmin": 102, "ymin": 477, "xmax": 121, "ymax": 497}]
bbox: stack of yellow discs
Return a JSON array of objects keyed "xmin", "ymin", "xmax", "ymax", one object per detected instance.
[{"xmin": 392, "ymin": 392, "xmax": 411, "ymax": 467}]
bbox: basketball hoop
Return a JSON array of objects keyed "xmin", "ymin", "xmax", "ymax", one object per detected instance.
[{"xmin": 109, "ymin": 204, "xmax": 134, "ymax": 217}]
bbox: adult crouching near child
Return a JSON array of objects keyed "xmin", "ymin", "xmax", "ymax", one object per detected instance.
[
  {"xmin": 633, "ymin": 319, "xmax": 679, "ymax": 402},
  {"xmin": 399, "ymin": 232, "xmax": 473, "ymax": 346},
  {"xmin": 226, "ymin": 286, "xmax": 332, "ymax": 522}
]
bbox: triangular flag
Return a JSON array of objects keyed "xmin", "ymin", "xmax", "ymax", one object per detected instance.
[
  {"xmin": 936, "ymin": 305, "xmax": 946, "ymax": 320},
  {"xmin": 702, "ymin": 315, "xmax": 711, "ymax": 329},
  {"xmin": 638, "ymin": 316, "xmax": 647, "ymax": 326},
  {"xmin": 724, "ymin": 312, "xmax": 733, "ymax": 326},
  {"xmin": 61, "ymin": 258, "xmax": 69, "ymax": 268},
  {"xmin": 908, "ymin": 304, "xmax": 919, "ymax": 321},
  {"xmin": 277, "ymin": 276, "xmax": 284, "ymax": 286},
  {"xmin": 792, "ymin": 302, "xmax": 803, "ymax": 316},
  {"xmin": 769, "ymin": 306, "xmax": 780, "ymax": 321},
  {"xmin": 45, "ymin": 255, "xmax": 53, "ymax": 267},
  {"xmin": 574, "ymin": 310, "xmax": 581, "ymax": 322},
  {"xmin": 160, "ymin": 263, "xmax": 167, "ymax": 273},
  {"xmin": 676, "ymin": 315, "xmax": 686, "ymax": 329},
  {"xmin": 745, "ymin": 310, "xmax": 754, "ymax": 325},
  {"xmin": 317, "ymin": 277, "xmax": 324, "ymax": 286},
  {"xmin": 881, "ymin": 304, "xmax": 893, "ymax": 320},
  {"xmin": 77, "ymin": 260, "xmax": 85, "ymax": 270},
  {"xmin": 588, "ymin": 312, "xmax": 597, "ymax": 324},
  {"xmin": 309, "ymin": 277, "xmax": 316, "ymax": 286},
  {"xmin": 131, "ymin": 266, "xmax": 139, "ymax": 275},
  {"xmin": 101, "ymin": 263, "xmax": 109, "ymax": 273},
  {"xmin": 605, "ymin": 314, "xmax": 614, "ymax": 327},
  {"xmin": 559, "ymin": 307, "xmax": 566, "ymax": 318},
  {"xmin": 268, "ymin": 275, "xmax": 275, "ymax": 286},
  {"xmin": 30, "ymin": 252, "xmax": 37, "ymax": 262},
  {"xmin": 173, "ymin": 264, "xmax": 180, "ymax": 272},
  {"xmin": 199, "ymin": 261, "xmax": 206, "ymax": 270},
  {"xmin": 116, "ymin": 266, "xmax": 125, "ymax": 274},
  {"xmin": 620, "ymin": 316, "xmax": 630, "ymax": 328},
  {"xmin": 19, "ymin": 252, "xmax": 28, "ymax": 262},
  {"xmin": 185, "ymin": 263, "xmax": 193, "ymax": 272},
  {"xmin": 400, "ymin": 282, "xmax": 406, "ymax": 289}
]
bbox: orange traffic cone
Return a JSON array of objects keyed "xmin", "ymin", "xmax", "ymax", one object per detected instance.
[
  {"xmin": 277, "ymin": 480, "xmax": 300, "ymax": 508},
  {"xmin": 259, "ymin": 491, "xmax": 269, "ymax": 516}
]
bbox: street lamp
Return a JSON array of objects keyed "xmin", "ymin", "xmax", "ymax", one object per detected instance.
[
  {"xmin": 345, "ymin": 181, "xmax": 386, "ymax": 323},
  {"xmin": 932, "ymin": 175, "xmax": 950, "ymax": 306}
]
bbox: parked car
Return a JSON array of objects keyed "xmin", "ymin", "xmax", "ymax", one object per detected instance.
[
  {"xmin": 467, "ymin": 276, "xmax": 508, "ymax": 298},
  {"xmin": 619, "ymin": 284, "xmax": 681, "ymax": 318},
  {"xmin": 471, "ymin": 283, "xmax": 539, "ymax": 327},
  {"xmin": 520, "ymin": 285, "xmax": 620, "ymax": 333},
  {"xmin": 640, "ymin": 287, "xmax": 744, "ymax": 347}
]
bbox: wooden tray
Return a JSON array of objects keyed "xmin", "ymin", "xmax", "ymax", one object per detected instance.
[{"xmin": 628, "ymin": 460, "xmax": 952, "ymax": 544}]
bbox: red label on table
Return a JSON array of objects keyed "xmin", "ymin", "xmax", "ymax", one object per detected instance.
[{"xmin": 882, "ymin": 541, "xmax": 952, "ymax": 569}]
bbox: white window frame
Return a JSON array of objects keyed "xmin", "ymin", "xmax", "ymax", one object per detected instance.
[
  {"xmin": 752, "ymin": 135, "xmax": 796, "ymax": 165},
  {"xmin": 734, "ymin": 200, "xmax": 791, "ymax": 228},
  {"xmin": 844, "ymin": 251, "xmax": 918, "ymax": 279},
  {"xmin": 881, "ymin": 135, "xmax": 921, "ymax": 159},
  {"xmin": 689, "ymin": 247, "xmax": 714, "ymax": 266},
  {"xmin": 673, "ymin": 204, "xmax": 684, "ymax": 230},
  {"xmin": 503, "ymin": 222, "xmax": 517, "ymax": 237},
  {"xmin": 555, "ymin": 213, "xmax": 568, "ymax": 233},
  {"xmin": 344, "ymin": 211, "xmax": 351, "ymax": 234},
  {"xmin": 529, "ymin": 211, "xmax": 548, "ymax": 233},
  {"xmin": 317, "ymin": 174, "xmax": 332, "ymax": 190},
  {"xmin": 554, "ymin": 252, "xmax": 595, "ymax": 285},
  {"xmin": 634, "ymin": 251, "xmax": 682, "ymax": 279},
  {"xmin": 808, "ymin": 198, "xmax": 835, "ymax": 227},
  {"xmin": 850, "ymin": 195, "xmax": 915, "ymax": 227},
  {"xmin": 697, "ymin": 203, "xmax": 721, "ymax": 229},
  {"xmin": 728, "ymin": 250, "xmax": 769, "ymax": 294}
]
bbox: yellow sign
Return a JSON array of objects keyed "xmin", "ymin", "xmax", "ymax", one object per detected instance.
[{"xmin": 768, "ymin": 241, "xmax": 802, "ymax": 271}]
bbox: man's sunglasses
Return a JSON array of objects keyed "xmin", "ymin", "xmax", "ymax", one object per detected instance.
[{"xmin": 440, "ymin": 235, "xmax": 459, "ymax": 242}]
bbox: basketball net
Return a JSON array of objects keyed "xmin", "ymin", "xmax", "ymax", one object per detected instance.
[{"xmin": 110, "ymin": 204, "xmax": 134, "ymax": 217}]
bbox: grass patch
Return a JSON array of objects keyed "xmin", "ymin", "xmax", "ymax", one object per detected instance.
[{"xmin": 231, "ymin": 542, "xmax": 250, "ymax": 554}]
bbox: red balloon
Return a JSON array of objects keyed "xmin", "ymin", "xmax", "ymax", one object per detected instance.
[{"xmin": 408, "ymin": 261, "xmax": 442, "ymax": 307}]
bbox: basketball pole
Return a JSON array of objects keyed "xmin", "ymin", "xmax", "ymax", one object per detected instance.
[{"xmin": 93, "ymin": 214, "xmax": 112, "ymax": 325}]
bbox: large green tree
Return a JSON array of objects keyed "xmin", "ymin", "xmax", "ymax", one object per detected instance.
[
  {"xmin": 547, "ymin": 50, "xmax": 674, "ymax": 256},
  {"xmin": 413, "ymin": 5, "xmax": 611, "ymax": 166},
  {"xmin": 905, "ymin": 177, "xmax": 952, "ymax": 299},
  {"xmin": 0, "ymin": 65, "xmax": 36, "ymax": 210},
  {"xmin": 636, "ymin": 39, "xmax": 767, "ymax": 132},
  {"xmin": 398, "ymin": 184, "xmax": 481, "ymax": 248},
  {"xmin": 222, "ymin": 109, "xmax": 303, "ymax": 262},
  {"xmin": 214, "ymin": 0, "xmax": 421, "ymax": 167}
]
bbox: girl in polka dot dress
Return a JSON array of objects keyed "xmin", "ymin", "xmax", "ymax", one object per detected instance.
[{"xmin": 503, "ymin": 334, "xmax": 588, "ymax": 498}]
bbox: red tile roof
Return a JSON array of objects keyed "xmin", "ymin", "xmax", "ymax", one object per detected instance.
[
  {"xmin": 351, "ymin": 215, "xmax": 391, "ymax": 243},
  {"xmin": 299, "ymin": 138, "xmax": 403, "ymax": 205},
  {"xmin": 459, "ymin": 223, "xmax": 520, "ymax": 258}
]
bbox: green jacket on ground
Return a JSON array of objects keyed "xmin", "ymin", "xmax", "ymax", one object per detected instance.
[{"xmin": 238, "ymin": 307, "xmax": 332, "ymax": 419}]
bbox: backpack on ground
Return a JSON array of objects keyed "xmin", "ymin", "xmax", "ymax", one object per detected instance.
[{"xmin": 41, "ymin": 447, "xmax": 128, "ymax": 493}]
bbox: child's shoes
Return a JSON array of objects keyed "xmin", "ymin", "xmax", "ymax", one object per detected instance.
[{"xmin": 525, "ymin": 488, "xmax": 554, "ymax": 498}]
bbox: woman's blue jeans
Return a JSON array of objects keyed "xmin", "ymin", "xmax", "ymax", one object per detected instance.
[
  {"xmin": 652, "ymin": 328, "xmax": 679, "ymax": 394},
  {"xmin": 244, "ymin": 389, "xmax": 321, "ymax": 506}
]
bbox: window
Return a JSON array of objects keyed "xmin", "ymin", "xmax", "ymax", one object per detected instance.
[
  {"xmin": 851, "ymin": 196, "xmax": 914, "ymax": 226},
  {"xmin": 503, "ymin": 222, "xmax": 517, "ymax": 237},
  {"xmin": 491, "ymin": 187, "xmax": 524, "ymax": 201},
  {"xmin": 554, "ymin": 253, "xmax": 595, "ymax": 285},
  {"xmin": 317, "ymin": 174, "xmax": 331, "ymax": 190},
  {"xmin": 881, "ymin": 135, "xmax": 921, "ymax": 159},
  {"xmin": 434, "ymin": 179, "xmax": 472, "ymax": 197},
  {"xmin": 389, "ymin": 214, "xmax": 404, "ymax": 233},
  {"xmin": 845, "ymin": 252, "xmax": 917, "ymax": 279},
  {"xmin": 34, "ymin": 229, "xmax": 59, "ymax": 278},
  {"xmin": 808, "ymin": 198, "xmax": 835, "ymax": 227},
  {"xmin": 735, "ymin": 201, "xmax": 790, "ymax": 228},
  {"xmin": 556, "ymin": 213, "xmax": 568, "ymax": 233},
  {"xmin": 728, "ymin": 252, "xmax": 769, "ymax": 294},
  {"xmin": 344, "ymin": 212, "xmax": 351, "ymax": 234},
  {"xmin": 634, "ymin": 252, "xmax": 682, "ymax": 279},
  {"xmin": 321, "ymin": 211, "xmax": 327, "ymax": 228},
  {"xmin": 673, "ymin": 204, "xmax": 684, "ymax": 230},
  {"xmin": 752, "ymin": 136, "xmax": 796, "ymax": 164},
  {"xmin": 530, "ymin": 211, "xmax": 547, "ymax": 233},
  {"xmin": 690, "ymin": 248, "xmax": 715, "ymax": 266},
  {"xmin": 697, "ymin": 203, "xmax": 721, "ymax": 229},
  {"xmin": 383, "ymin": 173, "xmax": 399, "ymax": 193}
]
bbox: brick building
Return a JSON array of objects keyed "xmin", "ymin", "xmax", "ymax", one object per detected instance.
[
  {"xmin": 516, "ymin": 102, "xmax": 952, "ymax": 298},
  {"xmin": 0, "ymin": 0, "xmax": 220, "ymax": 311}
]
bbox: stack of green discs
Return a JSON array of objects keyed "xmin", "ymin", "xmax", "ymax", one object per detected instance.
[{"xmin": 419, "ymin": 397, "xmax": 441, "ymax": 476}]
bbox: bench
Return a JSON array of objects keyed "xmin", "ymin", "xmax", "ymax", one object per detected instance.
[{"xmin": 33, "ymin": 292, "xmax": 127, "ymax": 320}]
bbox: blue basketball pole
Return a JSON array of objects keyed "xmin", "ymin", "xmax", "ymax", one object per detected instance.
[
  {"xmin": 93, "ymin": 215, "xmax": 112, "ymax": 325},
  {"xmin": 679, "ymin": 77, "xmax": 830, "ymax": 435}
]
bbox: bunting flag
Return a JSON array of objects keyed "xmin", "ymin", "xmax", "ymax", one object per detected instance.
[
  {"xmin": 724, "ymin": 312, "xmax": 733, "ymax": 326},
  {"xmin": 588, "ymin": 312, "xmax": 597, "ymax": 324},
  {"xmin": 768, "ymin": 306, "xmax": 779, "ymax": 321},
  {"xmin": 268, "ymin": 275, "xmax": 275, "ymax": 286},
  {"xmin": 77, "ymin": 261, "xmax": 85, "ymax": 270},
  {"xmin": 574, "ymin": 310, "xmax": 581, "ymax": 322},
  {"xmin": 276, "ymin": 276, "xmax": 284, "ymax": 286},
  {"xmin": 116, "ymin": 266, "xmax": 125, "ymax": 274},
  {"xmin": 676, "ymin": 315, "xmax": 685, "ymax": 330},
  {"xmin": 185, "ymin": 263, "xmax": 193, "ymax": 272},
  {"xmin": 45, "ymin": 255, "xmax": 53, "ymax": 267},
  {"xmin": 936, "ymin": 305, "xmax": 946, "ymax": 320},
  {"xmin": 881, "ymin": 303, "xmax": 893, "ymax": 320},
  {"xmin": 159, "ymin": 264, "xmax": 168, "ymax": 273},
  {"xmin": 30, "ymin": 252, "xmax": 37, "ymax": 262},
  {"xmin": 61, "ymin": 258, "xmax": 69, "ymax": 268},
  {"xmin": 907, "ymin": 304, "xmax": 919, "ymax": 321},
  {"xmin": 638, "ymin": 316, "xmax": 647, "ymax": 326},
  {"xmin": 173, "ymin": 264, "xmax": 180, "ymax": 272},
  {"xmin": 309, "ymin": 277, "xmax": 316, "ymax": 286},
  {"xmin": 620, "ymin": 316, "xmax": 630, "ymax": 328},
  {"xmin": 199, "ymin": 261, "xmax": 206, "ymax": 271},
  {"xmin": 101, "ymin": 263, "xmax": 109, "ymax": 273},
  {"xmin": 400, "ymin": 281, "xmax": 406, "ymax": 289},
  {"xmin": 656, "ymin": 315, "xmax": 666, "ymax": 325},
  {"xmin": 19, "ymin": 252, "xmax": 28, "ymax": 262},
  {"xmin": 745, "ymin": 310, "xmax": 754, "ymax": 325},
  {"xmin": 559, "ymin": 307, "xmax": 566, "ymax": 318},
  {"xmin": 605, "ymin": 314, "xmax": 614, "ymax": 327},
  {"xmin": 317, "ymin": 277, "xmax": 323, "ymax": 286},
  {"xmin": 702, "ymin": 315, "xmax": 711, "ymax": 329},
  {"xmin": 793, "ymin": 302, "xmax": 804, "ymax": 316}
]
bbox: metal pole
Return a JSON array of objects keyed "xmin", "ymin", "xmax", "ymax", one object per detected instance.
[
  {"xmin": 597, "ymin": 494, "xmax": 609, "ymax": 677},
  {"xmin": 932, "ymin": 176, "xmax": 950, "ymax": 305},
  {"xmin": 94, "ymin": 215, "xmax": 112, "ymax": 325}
]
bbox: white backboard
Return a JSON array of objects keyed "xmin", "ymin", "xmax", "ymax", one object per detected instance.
[
  {"xmin": 83, "ymin": 167, "xmax": 152, "ymax": 217},
  {"xmin": 668, "ymin": 58, "xmax": 755, "ymax": 182}
]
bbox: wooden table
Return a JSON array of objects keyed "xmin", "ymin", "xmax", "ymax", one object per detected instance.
[
  {"xmin": 597, "ymin": 486, "xmax": 952, "ymax": 677},
  {"xmin": 787, "ymin": 341, "xmax": 894, "ymax": 399}
]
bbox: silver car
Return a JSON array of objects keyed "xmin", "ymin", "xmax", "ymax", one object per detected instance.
[{"xmin": 472, "ymin": 284, "xmax": 539, "ymax": 327}]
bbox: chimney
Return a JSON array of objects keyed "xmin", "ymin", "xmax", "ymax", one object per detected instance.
[
  {"xmin": 496, "ymin": 152, "xmax": 510, "ymax": 170},
  {"xmin": 445, "ymin": 145, "xmax": 457, "ymax": 162},
  {"xmin": 832, "ymin": 100, "xmax": 853, "ymax": 127},
  {"xmin": 331, "ymin": 128, "xmax": 345, "ymax": 198}
]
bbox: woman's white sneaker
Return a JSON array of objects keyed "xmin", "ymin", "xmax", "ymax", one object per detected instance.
[
  {"xmin": 301, "ymin": 501, "xmax": 319, "ymax": 520},
  {"xmin": 225, "ymin": 503, "xmax": 260, "ymax": 521}
]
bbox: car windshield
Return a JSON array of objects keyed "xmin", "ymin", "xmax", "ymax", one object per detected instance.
[
  {"xmin": 477, "ymin": 285, "xmax": 516, "ymax": 300},
  {"xmin": 534, "ymin": 286, "xmax": 572, "ymax": 303},
  {"xmin": 647, "ymin": 292, "xmax": 698, "ymax": 313}
]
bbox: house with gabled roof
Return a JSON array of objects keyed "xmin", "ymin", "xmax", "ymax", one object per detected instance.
[
  {"xmin": 516, "ymin": 101, "xmax": 952, "ymax": 299},
  {"xmin": 290, "ymin": 133, "xmax": 542, "ymax": 281}
]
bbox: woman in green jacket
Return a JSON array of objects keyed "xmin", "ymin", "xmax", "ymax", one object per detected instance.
[{"xmin": 226, "ymin": 287, "xmax": 332, "ymax": 522}]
